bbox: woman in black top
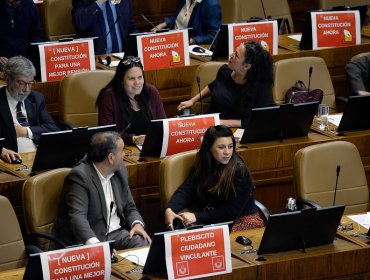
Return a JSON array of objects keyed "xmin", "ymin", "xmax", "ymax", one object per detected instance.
[
  {"xmin": 165, "ymin": 125, "xmax": 264, "ymax": 231},
  {"xmin": 178, "ymin": 41, "xmax": 273, "ymax": 128}
]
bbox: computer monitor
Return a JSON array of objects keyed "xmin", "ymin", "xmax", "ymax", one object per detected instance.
[
  {"xmin": 32, "ymin": 124, "xmax": 116, "ymax": 172},
  {"xmin": 337, "ymin": 95, "xmax": 370, "ymax": 132},
  {"xmin": 0, "ymin": 138, "xmax": 4, "ymax": 153},
  {"xmin": 23, "ymin": 241, "xmax": 116, "ymax": 280},
  {"xmin": 300, "ymin": 5, "xmax": 369, "ymax": 50},
  {"xmin": 257, "ymin": 205, "xmax": 345, "ymax": 255},
  {"xmin": 240, "ymin": 102, "xmax": 318, "ymax": 144},
  {"xmin": 140, "ymin": 119, "xmax": 164, "ymax": 157}
]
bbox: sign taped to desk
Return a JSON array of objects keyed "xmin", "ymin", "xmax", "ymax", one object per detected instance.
[
  {"xmin": 39, "ymin": 39, "xmax": 96, "ymax": 82},
  {"xmin": 164, "ymin": 225, "xmax": 231, "ymax": 279}
]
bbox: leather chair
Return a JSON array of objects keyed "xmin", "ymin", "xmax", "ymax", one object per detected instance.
[
  {"xmin": 159, "ymin": 150, "xmax": 270, "ymax": 223},
  {"xmin": 319, "ymin": 0, "xmax": 370, "ymax": 9},
  {"xmin": 59, "ymin": 70, "xmax": 115, "ymax": 128},
  {"xmin": 273, "ymin": 56, "xmax": 336, "ymax": 109},
  {"xmin": 219, "ymin": 0, "xmax": 240, "ymax": 23},
  {"xmin": 189, "ymin": 62, "xmax": 225, "ymax": 114},
  {"xmin": 0, "ymin": 196, "xmax": 26, "ymax": 271},
  {"xmin": 263, "ymin": 0, "xmax": 294, "ymax": 33},
  {"xmin": 294, "ymin": 141, "xmax": 370, "ymax": 214},
  {"xmin": 23, "ymin": 168, "xmax": 71, "ymax": 251},
  {"xmin": 40, "ymin": 0, "xmax": 76, "ymax": 41}
]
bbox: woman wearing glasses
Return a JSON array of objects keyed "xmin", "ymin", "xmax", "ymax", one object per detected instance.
[
  {"xmin": 97, "ymin": 56, "xmax": 166, "ymax": 145},
  {"xmin": 178, "ymin": 41, "xmax": 273, "ymax": 128}
]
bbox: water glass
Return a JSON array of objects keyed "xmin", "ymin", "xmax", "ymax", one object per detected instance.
[{"xmin": 317, "ymin": 104, "xmax": 329, "ymax": 131}]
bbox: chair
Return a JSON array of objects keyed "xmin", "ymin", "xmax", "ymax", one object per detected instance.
[
  {"xmin": 40, "ymin": 0, "xmax": 76, "ymax": 41},
  {"xmin": 294, "ymin": 141, "xmax": 370, "ymax": 214},
  {"xmin": 219, "ymin": 0, "xmax": 240, "ymax": 23},
  {"xmin": 59, "ymin": 70, "xmax": 115, "ymax": 128},
  {"xmin": 189, "ymin": 62, "xmax": 224, "ymax": 114},
  {"xmin": 350, "ymin": 51, "xmax": 370, "ymax": 62},
  {"xmin": 159, "ymin": 150, "xmax": 270, "ymax": 224},
  {"xmin": 273, "ymin": 56, "xmax": 336, "ymax": 109},
  {"xmin": 0, "ymin": 196, "xmax": 26, "ymax": 271},
  {"xmin": 23, "ymin": 168, "xmax": 71, "ymax": 251},
  {"xmin": 319, "ymin": 0, "xmax": 370, "ymax": 9},
  {"xmin": 263, "ymin": 0, "xmax": 294, "ymax": 33}
]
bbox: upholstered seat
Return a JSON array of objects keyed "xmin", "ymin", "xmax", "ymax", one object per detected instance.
[
  {"xmin": 294, "ymin": 141, "xmax": 370, "ymax": 214},
  {"xmin": 0, "ymin": 196, "xmax": 26, "ymax": 271},
  {"xmin": 59, "ymin": 70, "xmax": 115, "ymax": 128},
  {"xmin": 23, "ymin": 168, "xmax": 71, "ymax": 251}
]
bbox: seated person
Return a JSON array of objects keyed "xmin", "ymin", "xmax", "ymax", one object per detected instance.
[
  {"xmin": 346, "ymin": 54, "xmax": 370, "ymax": 96},
  {"xmin": 178, "ymin": 41, "xmax": 273, "ymax": 128},
  {"xmin": 0, "ymin": 0, "xmax": 43, "ymax": 68},
  {"xmin": 97, "ymin": 56, "xmax": 166, "ymax": 145},
  {"xmin": 0, "ymin": 56, "xmax": 59, "ymax": 163},
  {"xmin": 72, "ymin": 0, "xmax": 137, "ymax": 54},
  {"xmin": 52, "ymin": 131, "xmax": 151, "ymax": 250},
  {"xmin": 165, "ymin": 125, "xmax": 264, "ymax": 232},
  {"xmin": 152, "ymin": 0, "xmax": 221, "ymax": 44}
]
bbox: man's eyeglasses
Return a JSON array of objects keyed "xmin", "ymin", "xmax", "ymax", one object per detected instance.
[
  {"xmin": 122, "ymin": 56, "xmax": 141, "ymax": 65},
  {"xmin": 15, "ymin": 80, "xmax": 35, "ymax": 88}
]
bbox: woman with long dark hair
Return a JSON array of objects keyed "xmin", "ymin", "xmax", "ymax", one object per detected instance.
[
  {"xmin": 97, "ymin": 57, "xmax": 166, "ymax": 145},
  {"xmin": 178, "ymin": 41, "xmax": 273, "ymax": 128},
  {"xmin": 165, "ymin": 125, "xmax": 264, "ymax": 231}
]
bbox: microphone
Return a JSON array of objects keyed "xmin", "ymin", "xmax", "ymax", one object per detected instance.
[
  {"xmin": 121, "ymin": 123, "xmax": 132, "ymax": 134},
  {"xmin": 260, "ymin": 0, "xmax": 267, "ymax": 18},
  {"xmin": 106, "ymin": 201, "xmax": 114, "ymax": 241},
  {"xmin": 196, "ymin": 76, "xmax": 203, "ymax": 114},
  {"xmin": 307, "ymin": 66, "xmax": 313, "ymax": 94},
  {"xmin": 140, "ymin": 14, "xmax": 157, "ymax": 30},
  {"xmin": 97, "ymin": 13, "xmax": 122, "ymax": 54},
  {"xmin": 333, "ymin": 165, "xmax": 340, "ymax": 206}
]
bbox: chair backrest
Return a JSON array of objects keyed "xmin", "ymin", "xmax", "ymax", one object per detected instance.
[
  {"xmin": 350, "ymin": 51, "xmax": 370, "ymax": 61},
  {"xmin": 263, "ymin": 0, "xmax": 294, "ymax": 33},
  {"xmin": 59, "ymin": 70, "xmax": 115, "ymax": 127},
  {"xmin": 23, "ymin": 168, "xmax": 71, "ymax": 251},
  {"xmin": 294, "ymin": 141, "xmax": 370, "ymax": 214},
  {"xmin": 159, "ymin": 150, "xmax": 197, "ymax": 209},
  {"xmin": 219, "ymin": 0, "xmax": 240, "ymax": 23},
  {"xmin": 319, "ymin": 0, "xmax": 370, "ymax": 9},
  {"xmin": 189, "ymin": 62, "xmax": 224, "ymax": 114},
  {"xmin": 41, "ymin": 0, "xmax": 76, "ymax": 41},
  {"xmin": 273, "ymin": 57, "xmax": 335, "ymax": 109},
  {"xmin": 0, "ymin": 196, "xmax": 26, "ymax": 271}
]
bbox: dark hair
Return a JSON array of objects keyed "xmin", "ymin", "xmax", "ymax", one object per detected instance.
[
  {"xmin": 193, "ymin": 125, "xmax": 245, "ymax": 199},
  {"xmin": 96, "ymin": 58, "xmax": 151, "ymax": 126},
  {"xmin": 87, "ymin": 131, "xmax": 121, "ymax": 162},
  {"xmin": 243, "ymin": 41, "xmax": 273, "ymax": 100}
]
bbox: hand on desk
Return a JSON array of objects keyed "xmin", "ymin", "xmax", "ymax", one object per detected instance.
[{"xmin": 1, "ymin": 147, "xmax": 21, "ymax": 163}]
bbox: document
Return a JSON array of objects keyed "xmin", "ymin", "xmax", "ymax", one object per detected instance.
[{"xmin": 119, "ymin": 247, "xmax": 150, "ymax": 266}]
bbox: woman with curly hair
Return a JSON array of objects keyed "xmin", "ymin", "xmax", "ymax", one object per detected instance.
[
  {"xmin": 178, "ymin": 41, "xmax": 273, "ymax": 128},
  {"xmin": 165, "ymin": 125, "xmax": 264, "ymax": 231}
]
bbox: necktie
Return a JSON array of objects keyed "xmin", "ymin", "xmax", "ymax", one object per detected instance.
[
  {"xmin": 16, "ymin": 101, "xmax": 29, "ymax": 127},
  {"xmin": 105, "ymin": 1, "xmax": 119, "ymax": 53}
]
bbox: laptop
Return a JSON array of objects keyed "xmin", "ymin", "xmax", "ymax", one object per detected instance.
[
  {"xmin": 257, "ymin": 205, "xmax": 345, "ymax": 255},
  {"xmin": 32, "ymin": 124, "xmax": 116, "ymax": 172},
  {"xmin": 140, "ymin": 119, "xmax": 164, "ymax": 157},
  {"xmin": 337, "ymin": 95, "xmax": 370, "ymax": 133},
  {"xmin": 240, "ymin": 102, "xmax": 318, "ymax": 144},
  {"xmin": 0, "ymin": 138, "xmax": 4, "ymax": 153}
]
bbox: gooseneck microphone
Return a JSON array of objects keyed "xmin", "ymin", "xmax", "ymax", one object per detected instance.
[
  {"xmin": 196, "ymin": 76, "xmax": 203, "ymax": 114},
  {"xmin": 333, "ymin": 165, "xmax": 341, "ymax": 206},
  {"xmin": 97, "ymin": 11, "xmax": 122, "ymax": 54},
  {"xmin": 106, "ymin": 201, "xmax": 114, "ymax": 241},
  {"xmin": 307, "ymin": 66, "xmax": 313, "ymax": 94},
  {"xmin": 140, "ymin": 13, "xmax": 158, "ymax": 30},
  {"xmin": 121, "ymin": 123, "xmax": 132, "ymax": 134}
]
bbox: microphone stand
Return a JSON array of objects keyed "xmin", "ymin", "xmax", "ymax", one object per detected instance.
[
  {"xmin": 307, "ymin": 66, "xmax": 313, "ymax": 94},
  {"xmin": 196, "ymin": 76, "xmax": 203, "ymax": 114},
  {"xmin": 333, "ymin": 165, "xmax": 340, "ymax": 206}
]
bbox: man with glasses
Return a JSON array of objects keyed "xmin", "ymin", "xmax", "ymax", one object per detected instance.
[{"xmin": 0, "ymin": 56, "xmax": 59, "ymax": 163}]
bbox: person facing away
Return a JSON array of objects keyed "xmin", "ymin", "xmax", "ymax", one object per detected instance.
[
  {"xmin": 96, "ymin": 56, "xmax": 166, "ymax": 146},
  {"xmin": 72, "ymin": 0, "xmax": 137, "ymax": 55},
  {"xmin": 152, "ymin": 0, "xmax": 221, "ymax": 44},
  {"xmin": 177, "ymin": 41, "xmax": 273, "ymax": 128},
  {"xmin": 0, "ymin": 0, "xmax": 43, "ymax": 67},
  {"xmin": 0, "ymin": 56, "xmax": 59, "ymax": 163},
  {"xmin": 165, "ymin": 125, "xmax": 265, "ymax": 232},
  {"xmin": 52, "ymin": 131, "xmax": 151, "ymax": 250},
  {"xmin": 346, "ymin": 54, "xmax": 370, "ymax": 96}
]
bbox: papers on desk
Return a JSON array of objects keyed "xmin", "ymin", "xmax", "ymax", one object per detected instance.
[
  {"xmin": 328, "ymin": 113, "xmax": 343, "ymax": 127},
  {"xmin": 112, "ymin": 52, "xmax": 125, "ymax": 60},
  {"xmin": 233, "ymin": 129, "xmax": 244, "ymax": 143},
  {"xmin": 347, "ymin": 212, "xmax": 370, "ymax": 229},
  {"xmin": 288, "ymin": 34, "xmax": 302, "ymax": 42},
  {"xmin": 119, "ymin": 247, "xmax": 149, "ymax": 266}
]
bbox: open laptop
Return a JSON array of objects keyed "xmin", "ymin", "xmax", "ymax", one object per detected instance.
[
  {"xmin": 240, "ymin": 102, "xmax": 318, "ymax": 144},
  {"xmin": 257, "ymin": 205, "xmax": 345, "ymax": 255},
  {"xmin": 32, "ymin": 124, "xmax": 116, "ymax": 172},
  {"xmin": 337, "ymin": 95, "xmax": 370, "ymax": 133}
]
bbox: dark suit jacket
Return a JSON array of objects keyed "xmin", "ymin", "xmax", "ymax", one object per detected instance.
[
  {"xmin": 0, "ymin": 87, "xmax": 59, "ymax": 152},
  {"xmin": 346, "ymin": 54, "xmax": 370, "ymax": 95},
  {"xmin": 72, "ymin": 0, "xmax": 137, "ymax": 54},
  {"xmin": 53, "ymin": 159, "xmax": 144, "ymax": 247}
]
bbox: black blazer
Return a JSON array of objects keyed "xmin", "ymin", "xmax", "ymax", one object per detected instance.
[{"xmin": 0, "ymin": 87, "xmax": 59, "ymax": 151}]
